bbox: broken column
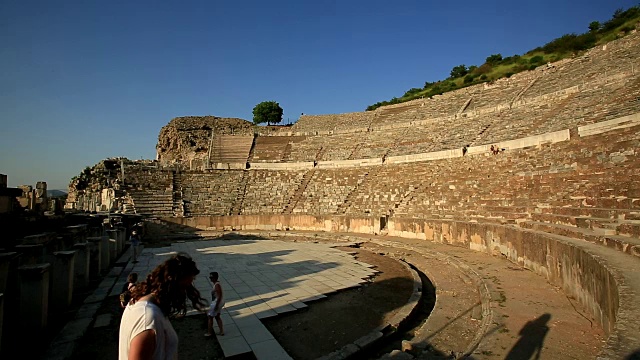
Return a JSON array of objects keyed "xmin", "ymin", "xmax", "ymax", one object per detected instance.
[
  {"xmin": 87, "ymin": 237, "xmax": 102, "ymax": 279},
  {"xmin": 35, "ymin": 181, "xmax": 48, "ymax": 214},
  {"xmin": 72, "ymin": 243, "xmax": 90, "ymax": 289},
  {"xmin": 0, "ymin": 252, "xmax": 20, "ymax": 354},
  {"xmin": 0, "ymin": 292, "xmax": 3, "ymax": 355},
  {"xmin": 100, "ymin": 235, "xmax": 110, "ymax": 271},
  {"xmin": 14, "ymin": 244, "xmax": 45, "ymax": 265},
  {"xmin": 107, "ymin": 230, "xmax": 118, "ymax": 263},
  {"xmin": 50, "ymin": 251, "xmax": 76, "ymax": 316},
  {"xmin": 18, "ymin": 263, "xmax": 50, "ymax": 334}
]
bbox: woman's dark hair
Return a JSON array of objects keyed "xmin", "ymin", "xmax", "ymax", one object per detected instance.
[
  {"xmin": 127, "ymin": 272, "xmax": 138, "ymax": 283},
  {"xmin": 209, "ymin": 272, "xmax": 219, "ymax": 281},
  {"xmin": 129, "ymin": 252, "xmax": 207, "ymax": 316}
]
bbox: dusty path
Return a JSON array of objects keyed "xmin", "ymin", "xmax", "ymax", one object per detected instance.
[{"xmin": 339, "ymin": 234, "xmax": 606, "ymax": 359}]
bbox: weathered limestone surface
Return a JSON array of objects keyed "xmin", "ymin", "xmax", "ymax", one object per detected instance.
[{"xmin": 156, "ymin": 116, "xmax": 254, "ymax": 166}]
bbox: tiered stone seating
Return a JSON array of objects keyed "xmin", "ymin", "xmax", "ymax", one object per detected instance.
[
  {"xmin": 295, "ymin": 168, "xmax": 365, "ymax": 214},
  {"xmin": 181, "ymin": 171, "xmax": 244, "ymax": 216},
  {"xmin": 348, "ymin": 131, "xmax": 393, "ymax": 159},
  {"xmin": 466, "ymin": 72, "xmax": 532, "ymax": 110},
  {"xmin": 374, "ymin": 90, "xmax": 470, "ymax": 126},
  {"xmin": 291, "ymin": 112, "xmax": 373, "ymax": 134},
  {"xmin": 123, "ymin": 166, "xmax": 174, "ymax": 216},
  {"xmin": 288, "ymin": 134, "xmax": 364, "ymax": 162},
  {"xmin": 522, "ymin": 33, "xmax": 640, "ymax": 99},
  {"xmin": 127, "ymin": 189, "xmax": 174, "ymax": 216},
  {"xmin": 393, "ymin": 126, "xmax": 640, "ymax": 256},
  {"xmin": 241, "ymin": 170, "xmax": 306, "ymax": 214},
  {"xmin": 210, "ymin": 135, "xmax": 254, "ymax": 164},
  {"xmin": 250, "ymin": 136, "xmax": 292, "ymax": 162}
]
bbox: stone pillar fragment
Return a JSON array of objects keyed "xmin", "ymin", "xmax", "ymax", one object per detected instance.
[
  {"xmin": 0, "ymin": 292, "xmax": 3, "ymax": 355},
  {"xmin": 18, "ymin": 263, "xmax": 50, "ymax": 334},
  {"xmin": 14, "ymin": 244, "xmax": 45, "ymax": 265},
  {"xmin": 117, "ymin": 227, "xmax": 126, "ymax": 256},
  {"xmin": 72, "ymin": 243, "xmax": 90, "ymax": 289},
  {"xmin": 0, "ymin": 252, "xmax": 18, "ymax": 294},
  {"xmin": 107, "ymin": 229, "xmax": 119, "ymax": 260},
  {"xmin": 51, "ymin": 251, "xmax": 76, "ymax": 315},
  {"xmin": 0, "ymin": 252, "xmax": 20, "ymax": 354},
  {"xmin": 100, "ymin": 235, "xmax": 110, "ymax": 271},
  {"xmin": 87, "ymin": 237, "xmax": 102, "ymax": 279}
]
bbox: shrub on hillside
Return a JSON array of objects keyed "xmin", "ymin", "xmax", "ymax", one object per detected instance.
[
  {"xmin": 541, "ymin": 33, "xmax": 597, "ymax": 54},
  {"xmin": 529, "ymin": 55, "xmax": 544, "ymax": 64},
  {"xmin": 472, "ymin": 63, "xmax": 493, "ymax": 75},
  {"xmin": 450, "ymin": 65, "xmax": 468, "ymax": 78},
  {"xmin": 602, "ymin": 6, "xmax": 640, "ymax": 32},
  {"xmin": 485, "ymin": 53, "xmax": 503, "ymax": 65},
  {"xmin": 464, "ymin": 74, "xmax": 475, "ymax": 84}
]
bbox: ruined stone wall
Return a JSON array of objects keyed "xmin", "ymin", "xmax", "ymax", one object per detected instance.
[
  {"xmin": 65, "ymin": 158, "xmax": 126, "ymax": 211},
  {"xmin": 156, "ymin": 116, "xmax": 255, "ymax": 167}
]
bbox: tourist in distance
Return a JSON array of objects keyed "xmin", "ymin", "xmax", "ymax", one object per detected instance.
[
  {"xmin": 130, "ymin": 230, "xmax": 141, "ymax": 263},
  {"xmin": 118, "ymin": 253, "xmax": 208, "ymax": 360},
  {"xmin": 205, "ymin": 271, "xmax": 225, "ymax": 337}
]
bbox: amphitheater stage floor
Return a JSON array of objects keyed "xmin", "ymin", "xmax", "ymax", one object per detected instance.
[{"xmin": 64, "ymin": 232, "xmax": 606, "ymax": 360}]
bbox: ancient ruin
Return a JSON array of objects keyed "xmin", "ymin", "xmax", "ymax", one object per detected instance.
[{"xmin": 3, "ymin": 28, "xmax": 640, "ymax": 360}]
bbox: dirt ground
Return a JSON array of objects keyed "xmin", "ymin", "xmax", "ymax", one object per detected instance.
[{"xmin": 67, "ymin": 245, "xmax": 415, "ymax": 360}]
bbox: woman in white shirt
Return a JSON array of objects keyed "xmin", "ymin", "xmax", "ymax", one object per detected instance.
[{"xmin": 119, "ymin": 253, "xmax": 207, "ymax": 360}]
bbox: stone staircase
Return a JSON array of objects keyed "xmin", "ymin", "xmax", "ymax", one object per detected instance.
[
  {"xmin": 528, "ymin": 92, "xmax": 578, "ymax": 133},
  {"xmin": 171, "ymin": 171, "xmax": 185, "ymax": 217},
  {"xmin": 126, "ymin": 189, "xmax": 173, "ymax": 217},
  {"xmin": 281, "ymin": 141, "xmax": 293, "ymax": 161},
  {"xmin": 246, "ymin": 133, "xmax": 259, "ymax": 162},
  {"xmin": 284, "ymin": 169, "xmax": 316, "ymax": 214},
  {"xmin": 229, "ymin": 171, "xmax": 250, "ymax": 215},
  {"xmin": 314, "ymin": 146, "xmax": 325, "ymax": 163},
  {"xmin": 510, "ymin": 75, "xmax": 539, "ymax": 106},
  {"xmin": 210, "ymin": 135, "xmax": 254, "ymax": 164},
  {"xmin": 335, "ymin": 169, "xmax": 376, "ymax": 214}
]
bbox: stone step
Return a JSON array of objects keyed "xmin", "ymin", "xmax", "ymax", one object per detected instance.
[
  {"xmin": 536, "ymin": 206, "xmax": 636, "ymax": 219},
  {"xmin": 518, "ymin": 221, "xmax": 640, "ymax": 258}
]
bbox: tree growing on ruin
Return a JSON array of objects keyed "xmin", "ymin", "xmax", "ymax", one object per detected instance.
[
  {"xmin": 252, "ymin": 101, "xmax": 283, "ymax": 125},
  {"xmin": 449, "ymin": 64, "xmax": 468, "ymax": 79}
]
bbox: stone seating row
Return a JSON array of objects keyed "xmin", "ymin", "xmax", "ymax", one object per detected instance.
[
  {"xmin": 181, "ymin": 170, "xmax": 245, "ymax": 216},
  {"xmin": 209, "ymin": 135, "xmax": 253, "ymax": 164},
  {"xmin": 285, "ymin": 32, "xmax": 639, "ymax": 137},
  {"xmin": 126, "ymin": 189, "xmax": 174, "ymax": 216},
  {"xmin": 281, "ymin": 72, "xmax": 640, "ymax": 163},
  {"xmin": 523, "ymin": 32, "xmax": 640, "ymax": 99},
  {"xmin": 292, "ymin": 111, "xmax": 373, "ymax": 134},
  {"xmin": 242, "ymin": 170, "xmax": 306, "ymax": 214},
  {"xmin": 0, "ymin": 222, "xmax": 130, "ymax": 358},
  {"xmin": 250, "ymin": 136, "xmax": 306, "ymax": 162}
]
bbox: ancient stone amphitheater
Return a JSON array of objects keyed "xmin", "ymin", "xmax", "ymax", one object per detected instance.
[{"xmin": 68, "ymin": 31, "xmax": 640, "ymax": 359}]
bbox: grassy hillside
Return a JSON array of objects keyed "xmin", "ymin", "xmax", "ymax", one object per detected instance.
[{"xmin": 366, "ymin": 5, "xmax": 640, "ymax": 111}]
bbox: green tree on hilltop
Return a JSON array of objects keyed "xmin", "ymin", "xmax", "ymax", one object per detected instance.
[{"xmin": 252, "ymin": 101, "xmax": 283, "ymax": 125}]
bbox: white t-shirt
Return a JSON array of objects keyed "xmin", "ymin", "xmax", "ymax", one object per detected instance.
[{"xmin": 119, "ymin": 299, "xmax": 178, "ymax": 360}]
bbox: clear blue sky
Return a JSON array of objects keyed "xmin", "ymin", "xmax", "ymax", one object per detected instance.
[{"xmin": 1, "ymin": 0, "xmax": 636, "ymax": 190}]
